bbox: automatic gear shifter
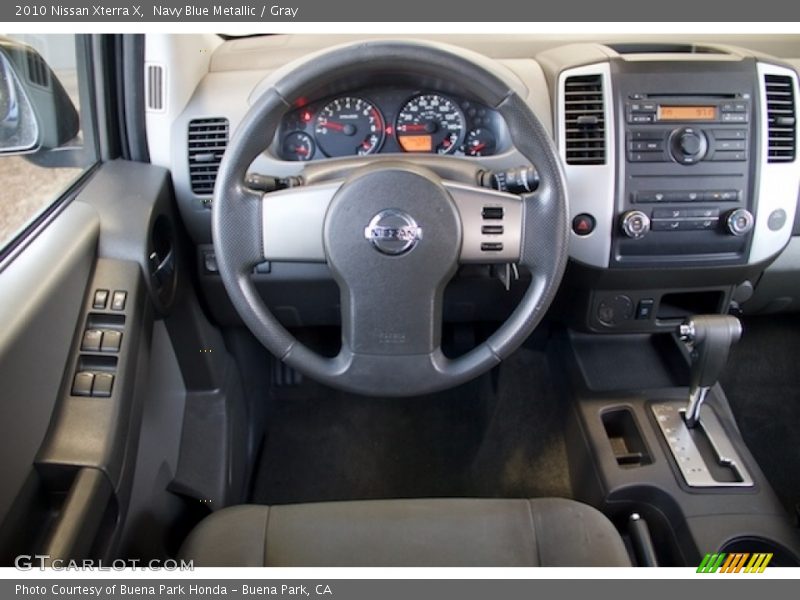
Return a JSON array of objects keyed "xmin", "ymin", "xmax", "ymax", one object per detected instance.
[
  {"xmin": 679, "ymin": 315, "xmax": 742, "ymax": 428},
  {"xmin": 652, "ymin": 314, "xmax": 752, "ymax": 487}
]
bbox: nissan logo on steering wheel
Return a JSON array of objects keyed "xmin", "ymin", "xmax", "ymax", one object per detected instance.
[{"xmin": 364, "ymin": 209, "xmax": 423, "ymax": 255}]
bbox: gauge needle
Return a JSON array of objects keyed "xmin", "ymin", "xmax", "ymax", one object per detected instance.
[
  {"xmin": 470, "ymin": 143, "xmax": 486, "ymax": 153},
  {"xmin": 293, "ymin": 146, "xmax": 308, "ymax": 155},
  {"xmin": 399, "ymin": 124, "xmax": 427, "ymax": 132},
  {"xmin": 321, "ymin": 121, "xmax": 345, "ymax": 131}
]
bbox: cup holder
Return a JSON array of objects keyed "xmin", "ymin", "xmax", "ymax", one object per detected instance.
[{"xmin": 719, "ymin": 537, "xmax": 800, "ymax": 567}]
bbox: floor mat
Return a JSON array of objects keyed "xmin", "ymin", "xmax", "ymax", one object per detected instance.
[
  {"xmin": 251, "ymin": 347, "xmax": 572, "ymax": 504},
  {"xmin": 721, "ymin": 314, "xmax": 800, "ymax": 514}
]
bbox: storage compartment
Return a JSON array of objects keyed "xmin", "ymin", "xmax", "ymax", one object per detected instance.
[
  {"xmin": 656, "ymin": 291, "xmax": 725, "ymax": 323},
  {"xmin": 601, "ymin": 407, "xmax": 653, "ymax": 468}
]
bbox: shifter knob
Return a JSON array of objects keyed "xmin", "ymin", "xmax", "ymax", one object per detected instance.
[{"xmin": 680, "ymin": 315, "xmax": 742, "ymax": 428}]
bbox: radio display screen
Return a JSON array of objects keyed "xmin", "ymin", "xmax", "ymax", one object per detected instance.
[{"xmin": 657, "ymin": 105, "xmax": 718, "ymax": 121}]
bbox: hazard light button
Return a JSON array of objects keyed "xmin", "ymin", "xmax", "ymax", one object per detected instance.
[{"xmin": 572, "ymin": 214, "xmax": 596, "ymax": 236}]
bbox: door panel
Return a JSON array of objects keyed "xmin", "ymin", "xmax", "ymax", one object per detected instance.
[{"xmin": 0, "ymin": 201, "xmax": 99, "ymax": 533}]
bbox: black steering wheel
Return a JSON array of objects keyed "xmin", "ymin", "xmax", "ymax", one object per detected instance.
[{"xmin": 212, "ymin": 40, "xmax": 569, "ymax": 397}]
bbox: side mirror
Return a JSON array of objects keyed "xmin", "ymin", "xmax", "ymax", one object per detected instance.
[{"xmin": 0, "ymin": 37, "xmax": 79, "ymax": 156}]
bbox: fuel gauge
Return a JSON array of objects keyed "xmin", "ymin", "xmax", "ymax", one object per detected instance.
[
  {"xmin": 282, "ymin": 131, "xmax": 315, "ymax": 161},
  {"xmin": 464, "ymin": 128, "xmax": 496, "ymax": 157}
]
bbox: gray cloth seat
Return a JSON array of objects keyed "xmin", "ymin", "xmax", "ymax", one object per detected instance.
[{"xmin": 179, "ymin": 497, "xmax": 631, "ymax": 566}]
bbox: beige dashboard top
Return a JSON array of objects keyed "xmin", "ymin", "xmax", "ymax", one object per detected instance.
[{"xmin": 209, "ymin": 33, "xmax": 800, "ymax": 72}]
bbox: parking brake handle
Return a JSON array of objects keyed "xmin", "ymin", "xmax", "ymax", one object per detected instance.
[{"xmin": 679, "ymin": 314, "xmax": 742, "ymax": 428}]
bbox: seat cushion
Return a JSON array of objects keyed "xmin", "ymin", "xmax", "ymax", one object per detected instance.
[{"xmin": 179, "ymin": 498, "xmax": 631, "ymax": 566}]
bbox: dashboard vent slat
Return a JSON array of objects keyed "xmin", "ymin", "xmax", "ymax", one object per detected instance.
[
  {"xmin": 765, "ymin": 74, "xmax": 796, "ymax": 163},
  {"xmin": 26, "ymin": 51, "xmax": 50, "ymax": 87},
  {"xmin": 188, "ymin": 117, "xmax": 229, "ymax": 196},
  {"xmin": 564, "ymin": 74, "xmax": 606, "ymax": 165},
  {"xmin": 146, "ymin": 64, "xmax": 165, "ymax": 112}
]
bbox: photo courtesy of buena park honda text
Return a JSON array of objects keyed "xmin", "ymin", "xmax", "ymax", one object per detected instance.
[{"xmin": 1, "ymin": 0, "xmax": 800, "ymax": 597}]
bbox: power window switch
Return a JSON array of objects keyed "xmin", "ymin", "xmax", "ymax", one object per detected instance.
[
  {"xmin": 93, "ymin": 289, "xmax": 109, "ymax": 309},
  {"xmin": 72, "ymin": 372, "xmax": 95, "ymax": 397},
  {"xmin": 81, "ymin": 329, "xmax": 104, "ymax": 352},
  {"xmin": 100, "ymin": 330, "xmax": 122, "ymax": 352},
  {"xmin": 92, "ymin": 373, "xmax": 114, "ymax": 397},
  {"xmin": 111, "ymin": 290, "xmax": 127, "ymax": 311}
]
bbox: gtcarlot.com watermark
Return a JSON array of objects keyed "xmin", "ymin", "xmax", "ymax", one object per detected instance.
[{"xmin": 14, "ymin": 555, "xmax": 194, "ymax": 571}]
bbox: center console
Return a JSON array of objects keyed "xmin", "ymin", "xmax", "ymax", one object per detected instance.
[
  {"xmin": 616, "ymin": 66, "xmax": 757, "ymax": 267},
  {"xmin": 546, "ymin": 45, "xmax": 800, "ymax": 333},
  {"xmin": 556, "ymin": 325, "xmax": 800, "ymax": 567}
]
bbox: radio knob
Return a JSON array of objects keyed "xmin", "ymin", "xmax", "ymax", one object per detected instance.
[
  {"xmin": 621, "ymin": 210, "xmax": 651, "ymax": 239},
  {"xmin": 725, "ymin": 208, "xmax": 754, "ymax": 236},
  {"xmin": 670, "ymin": 127, "xmax": 708, "ymax": 164}
]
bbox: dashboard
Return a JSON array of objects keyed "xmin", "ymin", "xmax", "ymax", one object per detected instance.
[
  {"xmin": 149, "ymin": 34, "xmax": 800, "ymax": 332},
  {"xmin": 274, "ymin": 88, "xmax": 508, "ymax": 161}
]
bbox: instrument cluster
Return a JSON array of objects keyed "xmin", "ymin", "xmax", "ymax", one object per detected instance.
[{"xmin": 275, "ymin": 88, "xmax": 508, "ymax": 161}]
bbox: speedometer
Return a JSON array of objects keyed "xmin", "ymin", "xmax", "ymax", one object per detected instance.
[
  {"xmin": 314, "ymin": 96, "xmax": 385, "ymax": 157},
  {"xmin": 396, "ymin": 94, "xmax": 466, "ymax": 155}
]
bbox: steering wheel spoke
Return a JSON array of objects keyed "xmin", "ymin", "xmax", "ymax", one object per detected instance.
[
  {"xmin": 444, "ymin": 182, "xmax": 523, "ymax": 265},
  {"xmin": 262, "ymin": 181, "xmax": 341, "ymax": 262}
]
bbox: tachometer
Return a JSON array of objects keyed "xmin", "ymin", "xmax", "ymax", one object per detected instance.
[
  {"xmin": 314, "ymin": 97, "xmax": 385, "ymax": 157},
  {"xmin": 396, "ymin": 94, "xmax": 466, "ymax": 154}
]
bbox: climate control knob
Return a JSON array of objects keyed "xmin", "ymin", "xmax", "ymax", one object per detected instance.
[
  {"xmin": 621, "ymin": 210, "xmax": 651, "ymax": 239},
  {"xmin": 669, "ymin": 127, "xmax": 708, "ymax": 164},
  {"xmin": 725, "ymin": 208, "xmax": 755, "ymax": 236}
]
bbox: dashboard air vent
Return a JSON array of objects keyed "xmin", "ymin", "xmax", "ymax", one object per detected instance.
[
  {"xmin": 765, "ymin": 74, "xmax": 796, "ymax": 163},
  {"xmin": 26, "ymin": 51, "xmax": 49, "ymax": 87},
  {"xmin": 188, "ymin": 118, "xmax": 229, "ymax": 196},
  {"xmin": 564, "ymin": 74, "xmax": 606, "ymax": 165}
]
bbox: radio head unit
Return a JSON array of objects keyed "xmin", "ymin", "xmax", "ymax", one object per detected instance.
[{"xmin": 610, "ymin": 61, "xmax": 761, "ymax": 269}]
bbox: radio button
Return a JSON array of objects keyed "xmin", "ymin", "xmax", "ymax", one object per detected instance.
[
  {"xmin": 721, "ymin": 112, "xmax": 748, "ymax": 123},
  {"xmin": 683, "ymin": 219, "xmax": 718, "ymax": 231},
  {"xmin": 633, "ymin": 191, "xmax": 666, "ymax": 203},
  {"xmin": 629, "ymin": 114, "xmax": 655, "ymax": 124},
  {"xmin": 711, "ymin": 151, "xmax": 747, "ymax": 161},
  {"xmin": 715, "ymin": 139, "xmax": 746, "ymax": 151},
  {"xmin": 712, "ymin": 129, "xmax": 747, "ymax": 140},
  {"xmin": 653, "ymin": 208, "xmax": 687, "ymax": 219},
  {"xmin": 687, "ymin": 208, "xmax": 720, "ymax": 218},
  {"xmin": 721, "ymin": 102, "xmax": 747, "ymax": 113},
  {"xmin": 629, "ymin": 130, "xmax": 664, "ymax": 140},
  {"xmin": 652, "ymin": 220, "xmax": 682, "ymax": 231},
  {"xmin": 703, "ymin": 190, "xmax": 740, "ymax": 201},
  {"xmin": 629, "ymin": 140, "xmax": 664, "ymax": 151},
  {"xmin": 629, "ymin": 152, "xmax": 664, "ymax": 162}
]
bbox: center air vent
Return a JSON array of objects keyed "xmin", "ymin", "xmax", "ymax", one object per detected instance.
[
  {"xmin": 764, "ymin": 74, "xmax": 796, "ymax": 163},
  {"xmin": 188, "ymin": 117, "xmax": 229, "ymax": 196},
  {"xmin": 564, "ymin": 74, "xmax": 606, "ymax": 165}
]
